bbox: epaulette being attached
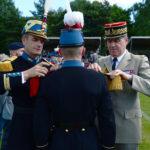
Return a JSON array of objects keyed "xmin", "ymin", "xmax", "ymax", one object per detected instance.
[
  {"xmin": 0, "ymin": 56, "xmax": 17, "ymax": 72},
  {"xmin": 7, "ymin": 56, "xmax": 17, "ymax": 61}
]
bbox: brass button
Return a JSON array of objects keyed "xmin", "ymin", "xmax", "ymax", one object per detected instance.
[
  {"xmin": 81, "ymin": 128, "xmax": 86, "ymax": 132},
  {"xmin": 50, "ymin": 128, "xmax": 54, "ymax": 131},
  {"xmin": 135, "ymin": 113, "xmax": 139, "ymax": 117},
  {"xmin": 65, "ymin": 129, "xmax": 69, "ymax": 133}
]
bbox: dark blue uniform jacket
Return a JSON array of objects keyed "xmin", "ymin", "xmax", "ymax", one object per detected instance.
[{"xmin": 33, "ymin": 60, "xmax": 116, "ymax": 150}]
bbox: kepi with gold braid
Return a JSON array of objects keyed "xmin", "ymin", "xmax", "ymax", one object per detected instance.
[
  {"xmin": 21, "ymin": 20, "xmax": 47, "ymax": 39},
  {"xmin": 104, "ymin": 21, "xmax": 127, "ymax": 39}
]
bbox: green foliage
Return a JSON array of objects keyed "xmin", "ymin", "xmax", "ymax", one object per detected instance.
[
  {"xmin": 1, "ymin": 0, "xmax": 150, "ymax": 55},
  {"xmin": 0, "ymin": 0, "xmax": 26, "ymax": 54},
  {"xmin": 139, "ymin": 93, "xmax": 150, "ymax": 150},
  {"xmin": 131, "ymin": 0, "xmax": 150, "ymax": 36},
  {"xmin": 30, "ymin": 0, "xmax": 45, "ymax": 20}
]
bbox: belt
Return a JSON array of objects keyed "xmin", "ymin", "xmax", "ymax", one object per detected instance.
[
  {"xmin": 14, "ymin": 106, "xmax": 33, "ymax": 114},
  {"xmin": 55, "ymin": 122, "xmax": 94, "ymax": 129}
]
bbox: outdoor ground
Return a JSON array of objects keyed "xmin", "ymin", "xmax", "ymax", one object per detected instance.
[{"xmin": 139, "ymin": 93, "xmax": 150, "ymax": 150}]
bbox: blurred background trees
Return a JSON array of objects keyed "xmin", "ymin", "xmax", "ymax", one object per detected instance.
[{"xmin": 0, "ymin": 0, "xmax": 149, "ymax": 54}]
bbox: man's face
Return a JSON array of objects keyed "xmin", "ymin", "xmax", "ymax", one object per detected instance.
[
  {"xmin": 10, "ymin": 48, "xmax": 24, "ymax": 57},
  {"xmin": 106, "ymin": 36, "xmax": 128, "ymax": 57},
  {"xmin": 22, "ymin": 34, "xmax": 44, "ymax": 58}
]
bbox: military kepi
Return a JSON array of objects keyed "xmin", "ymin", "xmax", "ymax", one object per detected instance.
[
  {"xmin": 59, "ymin": 29, "xmax": 84, "ymax": 48},
  {"xmin": 104, "ymin": 21, "xmax": 127, "ymax": 39},
  {"xmin": 59, "ymin": 0, "xmax": 84, "ymax": 48},
  {"xmin": 8, "ymin": 42, "xmax": 24, "ymax": 51},
  {"xmin": 21, "ymin": 20, "xmax": 47, "ymax": 39}
]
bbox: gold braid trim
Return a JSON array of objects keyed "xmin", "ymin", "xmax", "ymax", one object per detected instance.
[
  {"xmin": 105, "ymin": 27, "xmax": 127, "ymax": 36},
  {"xmin": 4, "ymin": 74, "xmax": 11, "ymax": 91}
]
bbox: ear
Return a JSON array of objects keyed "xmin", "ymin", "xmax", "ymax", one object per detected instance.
[
  {"xmin": 21, "ymin": 36, "xmax": 25, "ymax": 45},
  {"xmin": 82, "ymin": 47, "xmax": 85, "ymax": 56}
]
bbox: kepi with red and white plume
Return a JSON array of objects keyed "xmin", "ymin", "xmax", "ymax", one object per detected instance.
[
  {"xmin": 64, "ymin": 0, "xmax": 84, "ymax": 29},
  {"xmin": 59, "ymin": 0, "xmax": 84, "ymax": 48}
]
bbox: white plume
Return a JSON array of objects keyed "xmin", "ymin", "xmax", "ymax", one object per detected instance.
[
  {"xmin": 44, "ymin": 0, "xmax": 51, "ymax": 14},
  {"xmin": 64, "ymin": 0, "xmax": 84, "ymax": 27}
]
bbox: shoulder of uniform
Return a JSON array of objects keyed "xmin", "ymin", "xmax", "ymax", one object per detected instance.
[
  {"xmin": 131, "ymin": 53, "xmax": 148, "ymax": 60},
  {"xmin": 7, "ymin": 56, "xmax": 18, "ymax": 62},
  {"xmin": 97, "ymin": 55, "xmax": 109, "ymax": 63},
  {"xmin": 0, "ymin": 56, "xmax": 18, "ymax": 72},
  {"xmin": 0, "ymin": 61, "xmax": 13, "ymax": 72}
]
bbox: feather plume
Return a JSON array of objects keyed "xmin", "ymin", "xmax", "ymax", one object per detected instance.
[
  {"xmin": 44, "ymin": 0, "xmax": 51, "ymax": 15},
  {"xmin": 64, "ymin": 0, "xmax": 84, "ymax": 28}
]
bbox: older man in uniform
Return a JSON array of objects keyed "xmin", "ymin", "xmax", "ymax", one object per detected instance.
[
  {"xmin": 33, "ymin": 8, "xmax": 116, "ymax": 150},
  {"xmin": 90, "ymin": 21, "xmax": 150, "ymax": 150},
  {"xmin": 0, "ymin": 20, "xmax": 50, "ymax": 150}
]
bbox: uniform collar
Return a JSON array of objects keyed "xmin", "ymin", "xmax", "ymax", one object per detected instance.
[
  {"xmin": 111, "ymin": 50, "xmax": 127, "ymax": 64},
  {"xmin": 22, "ymin": 52, "xmax": 39, "ymax": 64},
  {"xmin": 62, "ymin": 60, "xmax": 84, "ymax": 68}
]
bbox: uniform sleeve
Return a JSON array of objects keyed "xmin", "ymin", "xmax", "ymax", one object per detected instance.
[
  {"xmin": 97, "ymin": 75, "xmax": 116, "ymax": 150},
  {"xmin": 33, "ymin": 79, "xmax": 51, "ymax": 149},
  {"xmin": 0, "ymin": 57, "xmax": 23, "ymax": 93},
  {"xmin": 0, "ymin": 72, "xmax": 22, "ymax": 94},
  {"xmin": 132, "ymin": 56, "xmax": 150, "ymax": 96}
]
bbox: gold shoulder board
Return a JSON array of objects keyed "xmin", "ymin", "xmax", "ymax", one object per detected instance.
[{"xmin": 0, "ymin": 56, "xmax": 17, "ymax": 72}]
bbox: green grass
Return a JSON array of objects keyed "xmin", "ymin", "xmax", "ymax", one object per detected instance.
[{"xmin": 139, "ymin": 93, "xmax": 150, "ymax": 150}]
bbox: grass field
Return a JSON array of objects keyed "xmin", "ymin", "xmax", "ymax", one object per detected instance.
[{"xmin": 139, "ymin": 93, "xmax": 150, "ymax": 150}]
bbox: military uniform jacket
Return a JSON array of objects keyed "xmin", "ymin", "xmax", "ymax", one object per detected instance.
[
  {"xmin": 0, "ymin": 55, "xmax": 37, "ymax": 150},
  {"xmin": 97, "ymin": 51, "xmax": 150, "ymax": 143},
  {"xmin": 33, "ymin": 62, "xmax": 116, "ymax": 150}
]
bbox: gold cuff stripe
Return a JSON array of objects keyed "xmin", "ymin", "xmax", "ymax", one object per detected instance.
[
  {"xmin": 36, "ymin": 143, "xmax": 48, "ymax": 148},
  {"xmin": 4, "ymin": 74, "xmax": 11, "ymax": 91}
]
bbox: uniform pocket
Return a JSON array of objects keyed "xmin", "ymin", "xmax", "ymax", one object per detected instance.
[{"xmin": 125, "ymin": 109, "xmax": 142, "ymax": 119}]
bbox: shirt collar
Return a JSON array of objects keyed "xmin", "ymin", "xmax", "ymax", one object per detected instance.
[
  {"xmin": 62, "ymin": 60, "xmax": 84, "ymax": 68},
  {"xmin": 111, "ymin": 50, "xmax": 127, "ymax": 63},
  {"xmin": 22, "ymin": 52, "xmax": 39, "ymax": 64}
]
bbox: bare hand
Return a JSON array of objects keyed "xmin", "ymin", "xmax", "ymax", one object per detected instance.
[
  {"xmin": 87, "ymin": 63, "xmax": 101, "ymax": 72},
  {"xmin": 106, "ymin": 70, "xmax": 133, "ymax": 81},
  {"xmin": 23, "ymin": 62, "xmax": 50, "ymax": 80},
  {"xmin": 50, "ymin": 63, "xmax": 61, "ymax": 71}
]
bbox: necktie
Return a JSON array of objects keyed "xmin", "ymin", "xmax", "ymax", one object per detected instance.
[{"xmin": 112, "ymin": 58, "xmax": 117, "ymax": 70}]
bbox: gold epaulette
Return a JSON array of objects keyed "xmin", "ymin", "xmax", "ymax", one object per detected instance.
[
  {"xmin": 7, "ymin": 56, "xmax": 17, "ymax": 61},
  {"xmin": 102, "ymin": 65, "xmax": 123, "ymax": 90},
  {"xmin": 107, "ymin": 75, "xmax": 123, "ymax": 90},
  {"xmin": 0, "ymin": 56, "xmax": 17, "ymax": 72}
]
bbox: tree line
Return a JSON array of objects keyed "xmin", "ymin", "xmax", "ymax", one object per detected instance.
[{"xmin": 0, "ymin": 0, "xmax": 149, "ymax": 54}]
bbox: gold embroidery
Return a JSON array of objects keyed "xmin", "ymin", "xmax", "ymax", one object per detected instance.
[{"xmin": 4, "ymin": 74, "xmax": 11, "ymax": 91}]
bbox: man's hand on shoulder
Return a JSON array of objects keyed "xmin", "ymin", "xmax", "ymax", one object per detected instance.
[{"xmin": 87, "ymin": 63, "xmax": 101, "ymax": 72}]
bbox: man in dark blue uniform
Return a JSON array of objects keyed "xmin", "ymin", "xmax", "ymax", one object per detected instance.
[
  {"xmin": 33, "ymin": 10, "xmax": 116, "ymax": 149},
  {"xmin": 0, "ymin": 20, "xmax": 50, "ymax": 150}
]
